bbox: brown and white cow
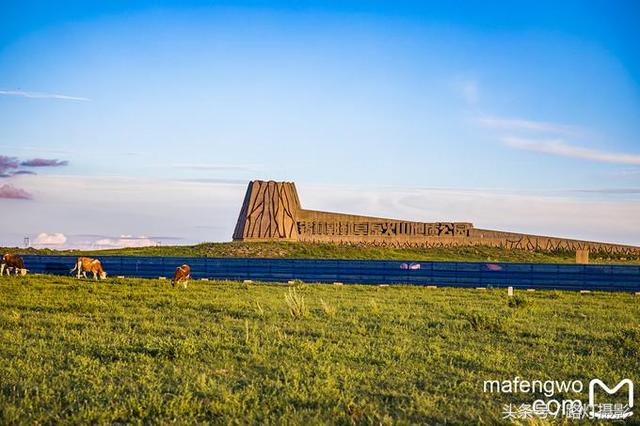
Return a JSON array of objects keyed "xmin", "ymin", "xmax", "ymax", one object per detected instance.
[
  {"xmin": 1, "ymin": 254, "xmax": 28, "ymax": 276},
  {"xmin": 70, "ymin": 257, "xmax": 107, "ymax": 280},
  {"xmin": 172, "ymin": 264, "xmax": 191, "ymax": 288}
]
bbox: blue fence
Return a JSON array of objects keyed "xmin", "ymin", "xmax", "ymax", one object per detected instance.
[{"xmin": 15, "ymin": 255, "xmax": 640, "ymax": 292}]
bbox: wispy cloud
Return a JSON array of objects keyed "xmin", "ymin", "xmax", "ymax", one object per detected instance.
[
  {"xmin": 21, "ymin": 158, "xmax": 69, "ymax": 167},
  {"xmin": 0, "ymin": 145, "xmax": 71, "ymax": 155},
  {"xmin": 25, "ymin": 233, "xmax": 184, "ymax": 250},
  {"xmin": 0, "ymin": 184, "xmax": 32, "ymax": 200},
  {"xmin": 10, "ymin": 170, "xmax": 37, "ymax": 176},
  {"xmin": 303, "ymin": 183, "xmax": 640, "ymax": 245},
  {"xmin": 0, "ymin": 90, "xmax": 90, "ymax": 102},
  {"xmin": 3, "ymin": 175, "xmax": 244, "ymax": 246},
  {"xmin": 1, "ymin": 155, "xmax": 69, "ymax": 199},
  {"xmin": 3, "ymin": 175, "xmax": 639, "ymax": 246},
  {"xmin": 616, "ymin": 168, "xmax": 640, "ymax": 176},
  {"xmin": 34, "ymin": 232, "xmax": 67, "ymax": 246},
  {"xmin": 172, "ymin": 163, "xmax": 257, "ymax": 172},
  {"xmin": 503, "ymin": 137, "xmax": 640, "ymax": 165},
  {"xmin": 0, "ymin": 156, "xmax": 19, "ymax": 175},
  {"xmin": 2, "ymin": 155, "xmax": 70, "ymax": 180},
  {"xmin": 477, "ymin": 115, "xmax": 639, "ymax": 169},
  {"xmin": 476, "ymin": 116, "xmax": 583, "ymax": 136},
  {"xmin": 570, "ymin": 188, "xmax": 640, "ymax": 194},
  {"xmin": 94, "ymin": 235, "xmax": 160, "ymax": 249},
  {"xmin": 178, "ymin": 178, "xmax": 249, "ymax": 184}
]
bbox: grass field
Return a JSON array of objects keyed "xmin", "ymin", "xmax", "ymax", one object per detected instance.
[
  {"xmin": 3, "ymin": 240, "xmax": 640, "ymax": 264},
  {"xmin": 0, "ymin": 274, "xmax": 637, "ymax": 424}
]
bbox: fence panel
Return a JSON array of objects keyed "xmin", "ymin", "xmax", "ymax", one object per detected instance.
[{"xmin": 15, "ymin": 255, "xmax": 640, "ymax": 291}]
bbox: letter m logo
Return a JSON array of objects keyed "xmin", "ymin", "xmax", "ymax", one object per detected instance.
[{"xmin": 589, "ymin": 379, "xmax": 634, "ymax": 417}]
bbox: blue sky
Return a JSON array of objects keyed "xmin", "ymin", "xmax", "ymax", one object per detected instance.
[{"xmin": 1, "ymin": 1, "xmax": 639, "ymax": 248}]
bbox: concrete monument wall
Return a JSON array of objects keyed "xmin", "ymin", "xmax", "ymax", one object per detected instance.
[{"xmin": 233, "ymin": 180, "xmax": 640, "ymax": 256}]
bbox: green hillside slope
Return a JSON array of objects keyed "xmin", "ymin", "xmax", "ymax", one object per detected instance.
[{"xmin": 2, "ymin": 241, "xmax": 638, "ymax": 263}]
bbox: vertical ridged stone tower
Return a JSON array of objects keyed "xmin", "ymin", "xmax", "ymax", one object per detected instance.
[{"xmin": 233, "ymin": 180, "xmax": 302, "ymax": 241}]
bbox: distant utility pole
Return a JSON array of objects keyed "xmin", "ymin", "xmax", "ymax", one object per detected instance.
[{"xmin": 24, "ymin": 236, "xmax": 30, "ymax": 248}]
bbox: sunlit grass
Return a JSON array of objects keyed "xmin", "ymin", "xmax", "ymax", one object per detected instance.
[
  {"xmin": 0, "ymin": 274, "xmax": 637, "ymax": 423},
  {"xmin": 4, "ymin": 240, "xmax": 640, "ymax": 264}
]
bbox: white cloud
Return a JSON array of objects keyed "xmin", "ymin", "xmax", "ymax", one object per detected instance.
[
  {"xmin": 476, "ymin": 116, "xmax": 583, "ymax": 136},
  {"xmin": 2, "ymin": 175, "xmax": 638, "ymax": 248},
  {"xmin": 94, "ymin": 235, "xmax": 159, "ymax": 248},
  {"xmin": 476, "ymin": 114, "xmax": 640, "ymax": 169},
  {"xmin": 615, "ymin": 167, "xmax": 640, "ymax": 176},
  {"xmin": 34, "ymin": 232, "xmax": 67, "ymax": 247},
  {"xmin": 0, "ymin": 174, "xmax": 245, "ymax": 248},
  {"xmin": 503, "ymin": 137, "xmax": 640, "ymax": 165},
  {"xmin": 0, "ymin": 90, "xmax": 90, "ymax": 102},
  {"xmin": 171, "ymin": 163, "xmax": 258, "ymax": 172},
  {"xmin": 301, "ymin": 184, "xmax": 640, "ymax": 246},
  {"xmin": 572, "ymin": 188, "xmax": 640, "ymax": 194},
  {"xmin": 0, "ymin": 145, "xmax": 71, "ymax": 155}
]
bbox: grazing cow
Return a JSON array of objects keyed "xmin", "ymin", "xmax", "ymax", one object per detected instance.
[
  {"xmin": 70, "ymin": 257, "xmax": 107, "ymax": 280},
  {"xmin": 172, "ymin": 264, "xmax": 191, "ymax": 288},
  {"xmin": 1, "ymin": 254, "xmax": 28, "ymax": 276}
]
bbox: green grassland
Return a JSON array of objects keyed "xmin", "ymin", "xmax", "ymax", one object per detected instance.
[
  {"xmin": 3, "ymin": 240, "xmax": 640, "ymax": 263},
  {"xmin": 0, "ymin": 274, "xmax": 638, "ymax": 424}
]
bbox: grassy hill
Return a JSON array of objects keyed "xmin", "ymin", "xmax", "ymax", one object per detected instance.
[
  {"xmin": 2, "ymin": 241, "xmax": 639, "ymax": 263},
  {"xmin": 0, "ymin": 275, "xmax": 637, "ymax": 423}
]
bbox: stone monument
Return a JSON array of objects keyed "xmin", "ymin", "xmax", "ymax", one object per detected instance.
[{"xmin": 233, "ymin": 180, "xmax": 640, "ymax": 256}]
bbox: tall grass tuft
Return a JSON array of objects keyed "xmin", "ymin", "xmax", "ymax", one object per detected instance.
[
  {"xmin": 319, "ymin": 298, "xmax": 335, "ymax": 317},
  {"xmin": 507, "ymin": 295, "xmax": 530, "ymax": 309},
  {"xmin": 289, "ymin": 279, "xmax": 305, "ymax": 289},
  {"xmin": 285, "ymin": 287, "xmax": 307, "ymax": 319},
  {"xmin": 465, "ymin": 313, "xmax": 505, "ymax": 332},
  {"xmin": 255, "ymin": 301, "xmax": 265, "ymax": 318}
]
